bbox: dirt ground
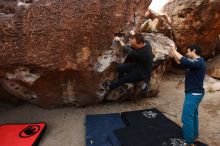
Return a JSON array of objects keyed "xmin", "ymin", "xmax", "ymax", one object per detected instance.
[{"xmin": 0, "ymin": 74, "xmax": 219, "ymax": 146}]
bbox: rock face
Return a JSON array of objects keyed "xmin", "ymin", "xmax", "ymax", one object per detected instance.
[
  {"xmin": 0, "ymin": 0, "xmax": 151, "ymax": 68},
  {"xmin": 204, "ymin": 75, "xmax": 220, "ymax": 92},
  {"xmin": 0, "ymin": 0, "xmax": 178, "ymax": 108},
  {"xmin": 163, "ymin": 0, "xmax": 220, "ymax": 58},
  {"xmin": 207, "ymin": 55, "xmax": 220, "ymax": 79}
]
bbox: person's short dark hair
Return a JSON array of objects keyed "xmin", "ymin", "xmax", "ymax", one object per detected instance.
[
  {"xmin": 187, "ymin": 44, "xmax": 201, "ymax": 55},
  {"xmin": 131, "ymin": 33, "xmax": 145, "ymax": 44},
  {"xmin": 145, "ymin": 10, "xmax": 152, "ymax": 15}
]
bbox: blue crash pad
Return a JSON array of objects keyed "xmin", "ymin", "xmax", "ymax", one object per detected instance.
[{"xmin": 85, "ymin": 113, "xmax": 125, "ymax": 146}]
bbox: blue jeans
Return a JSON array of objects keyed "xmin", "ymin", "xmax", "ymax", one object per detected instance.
[
  {"xmin": 182, "ymin": 93, "xmax": 204, "ymax": 144},
  {"xmin": 109, "ymin": 63, "xmax": 144, "ymax": 90}
]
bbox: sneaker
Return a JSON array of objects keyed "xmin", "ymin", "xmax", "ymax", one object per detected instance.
[
  {"xmin": 124, "ymin": 83, "xmax": 134, "ymax": 89},
  {"xmin": 96, "ymin": 89, "xmax": 108, "ymax": 100},
  {"xmin": 194, "ymin": 136, "xmax": 199, "ymax": 144},
  {"xmin": 194, "ymin": 140, "xmax": 199, "ymax": 145},
  {"xmin": 101, "ymin": 81, "xmax": 111, "ymax": 90}
]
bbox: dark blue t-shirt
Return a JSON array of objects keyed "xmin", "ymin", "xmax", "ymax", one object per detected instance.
[{"xmin": 180, "ymin": 57, "xmax": 206, "ymax": 94}]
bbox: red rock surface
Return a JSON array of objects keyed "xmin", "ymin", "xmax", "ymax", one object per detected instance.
[
  {"xmin": 1, "ymin": 0, "xmax": 158, "ymax": 107},
  {"xmin": 163, "ymin": 0, "xmax": 220, "ymax": 58},
  {"xmin": 1, "ymin": 0, "xmax": 151, "ymax": 68},
  {"xmin": 207, "ymin": 55, "xmax": 220, "ymax": 79}
]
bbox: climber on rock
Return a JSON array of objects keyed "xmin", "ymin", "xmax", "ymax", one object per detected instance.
[
  {"xmin": 140, "ymin": 9, "xmax": 172, "ymax": 37},
  {"xmin": 102, "ymin": 32, "xmax": 153, "ymax": 96},
  {"xmin": 140, "ymin": 10, "xmax": 159, "ymax": 33}
]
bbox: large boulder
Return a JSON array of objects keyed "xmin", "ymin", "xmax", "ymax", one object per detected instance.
[
  {"xmin": 204, "ymin": 75, "xmax": 220, "ymax": 92},
  {"xmin": 207, "ymin": 55, "xmax": 220, "ymax": 79},
  {"xmin": 0, "ymin": 0, "xmax": 176, "ymax": 108},
  {"xmin": 163, "ymin": 0, "xmax": 220, "ymax": 58},
  {"xmin": 0, "ymin": 0, "xmax": 151, "ymax": 68}
]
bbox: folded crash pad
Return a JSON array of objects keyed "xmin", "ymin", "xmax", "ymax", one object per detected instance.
[
  {"xmin": 115, "ymin": 126, "xmax": 184, "ymax": 146},
  {"xmin": 86, "ymin": 113, "xmax": 125, "ymax": 146},
  {"xmin": 115, "ymin": 126, "xmax": 207, "ymax": 146},
  {"xmin": 116, "ymin": 108, "xmax": 208, "ymax": 146},
  {"xmin": 121, "ymin": 108, "xmax": 182, "ymax": 135},
  {"xmin": 0, "ymin": 122, "xmax": 46, "ymax": 146}
]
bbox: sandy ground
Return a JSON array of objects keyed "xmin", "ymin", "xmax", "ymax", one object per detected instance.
[{"xmin": 0, "ymin": 74, "xmax": 219, "ymax": 146}]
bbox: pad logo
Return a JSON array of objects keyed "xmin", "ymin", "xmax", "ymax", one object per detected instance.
[
  {"xmin": 170, "ymin": 138, "xmax": 184, "ymax": 146},
  {"xmin": 142, "ymin": 110, "xmax": 157, "ymax": 119},
  {"xmin": 19, "ymin": 125, "xmax": 40, "ymax": 138}
]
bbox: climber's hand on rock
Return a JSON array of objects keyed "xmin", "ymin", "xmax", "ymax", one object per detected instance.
[
  {"xmin": 169, "ymin": 50, "xmax": 175, "ymax": 58},
  {"xmin": 114, "ymin": 37, "xmax": 125, "ymax": 46},
  {"xmin": 114, "ymin": 37, "xmax": 121, "ymax": 41},
  {"xmin": 129, "ymin": 30, "xmax": 135, "ymax": 36}
]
